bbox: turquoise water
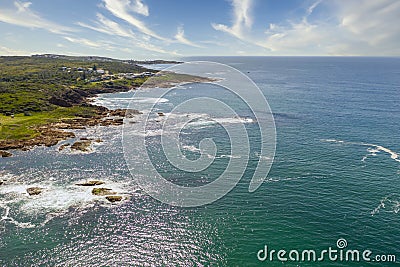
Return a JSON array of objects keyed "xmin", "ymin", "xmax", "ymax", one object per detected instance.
[{"xmin": 1, "ymin": 57, "xmax": 399, "ymax": 266}]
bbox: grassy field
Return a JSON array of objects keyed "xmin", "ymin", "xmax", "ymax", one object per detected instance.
[
  {"xmin": 0, "ymin": 56, "xmax": 151, "ymax": 115},
  {"xmin": 0, "ymin": 55, "xmax": 152, "ymax": 141},
  {"xmin": 0, "ymin": 106, "xmax": 98, "ymax": 140}
]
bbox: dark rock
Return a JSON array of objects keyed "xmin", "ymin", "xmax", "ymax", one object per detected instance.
[
  {"xmin": 49, "ymin": 96, "xmax": 72, "ymax": 107},
  {"xmin": 58, "ymin": 143, "xmax": 70, "ymax": 151},
  {"xmin": 0, "ymin": 151, "xmax": 12, "ymax": 157},
  {"xmin": 27, "ymin": 187, "xmax": 43, "ymax": 195},
  {"xmin": 71, "ymin": 141, "xmax": 91, "ymax": 152},
  {"xmin": 106, "ymin": 196, "xmax": 123, "ymax": 203},
  {"xmin": 92, "ymin": 188, "xmax": 115, "ymax": 196},
  {"xmin": 76, "ymin": 180, "xmax": 104, "ymax": 186}
]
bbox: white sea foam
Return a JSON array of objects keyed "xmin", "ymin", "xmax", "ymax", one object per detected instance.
[
  {"xmin": 92, "ymin": 96, "xmax": 169, "ymax": 109},
  {"xmin": 0, "ymin": 176, "xmax": 133, "ymax": 229},
  {"xmin": 322, "ymin": 139, "xmax": 400, "ymax": 163},
  {"xmin": 371, "ymin": 194, "xmax": 400, "ymax": 215},
  {"xmin": 185, "ymin": 116, "xmax": 255, "ymax": 128},
  {"xmin": 182, "ymin": 145, "xmax": 201, "ymax": 153},
  {"xmin": 218, "ymin": 154, "xmax": 241, "ymax": 159},
  {"xmin": 0, "ymin": 205, "xmax": 36, "ymax": 229}
]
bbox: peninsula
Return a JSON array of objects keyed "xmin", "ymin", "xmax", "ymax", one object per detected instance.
[{"xmin": 0, "ymin": 55, "xmax": 210, "ymax": 154}]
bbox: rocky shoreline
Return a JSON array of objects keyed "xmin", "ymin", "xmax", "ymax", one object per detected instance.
[
  {"xmin": 0, "ymin": 108, "xmax": 141, "ymax": 154},
  {"xmin": 0, "ymin": 70, "xmax": 212, "ymax": 156}
]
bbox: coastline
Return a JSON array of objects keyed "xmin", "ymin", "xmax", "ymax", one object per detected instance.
[{"xmin": 0, "ymin": 66, "xmax": 213, "ymax": 155}]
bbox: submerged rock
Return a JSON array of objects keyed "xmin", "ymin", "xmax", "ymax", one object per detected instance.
[
  {"xmin": 0, "ymin": 151, "xmax": 12, "ymax": 157},
  {"xmin": 76, "ymin": 180, "xmax": 105, "ymax": 186},
  {"xmin": 71, "ymin": 140, "xmax": 92, "ymax": 152},
  {"xmin": 92, "ymin": 188, "xmax": 115, "ymax": 196},
  {"xmin": 106, "ymin": 196, "xmax": 123, "ymax": 203},
  {"xmin": 27, "ymin": 187, "xmax": 43, "ymax": 196}
]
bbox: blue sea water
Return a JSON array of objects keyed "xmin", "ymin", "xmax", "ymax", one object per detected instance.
[{"xmin": 1, "ymin": 57, "xmax": 399, "ymax": 266}]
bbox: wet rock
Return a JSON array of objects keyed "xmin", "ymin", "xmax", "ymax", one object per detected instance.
[
  {"xmin": 113, "ymin": 118, "xmax": 124, "ymax": 124},
  {"xmin": 106, "ymin": 196, "xmax": 123, "ymax": 203},
  {"xmin": 71, "ymin": 141, "xmax": 92, "ymax": 152},
  {"xmin": 92, "ymin": 188, "xmax": 115, "ymax": 196},
  {"xmin": 58, "ymin": 143, "xmax": 70, "ymax": 151},
  {"xmin": 76, "ymin": 180, "xmax": 104, "ymax": 186},
  {"xmin": 0, "ymin": 151, "xmax": 12, "ymax": 157},
  {"xmin": 27, "ymin": 187, "xmax": 43, "ymax": 196}
]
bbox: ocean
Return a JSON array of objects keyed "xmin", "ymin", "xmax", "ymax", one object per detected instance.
[{"xmin": 1, "ymin": 57, "xmax": 399, "ymax": 266}]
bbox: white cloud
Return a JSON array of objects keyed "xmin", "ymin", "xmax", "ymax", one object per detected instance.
[
  {"xmin": 212, "ymin": 0, "xmax": 253, "ymax": 39},
  {"xmin": 0, "ymin": 1, "xmax": 74, "ymax": 34},
  {"xmin": 102, "ymin": 0, "xmax": 166, "ymax": 41},
  {"xmin": 174, "ymin": 26, "xmax": 202, "ymax": 48},
  {"xmin": 336, "ymin": 0, "xmax": 400, "ymax": 51},
  {"xmin": 258, "ymin": 0, "xmax": 400, "ymax": 55},
  {"xmin": 0, "ymin": 45, "xmax": 31, "ymax": 55},
  {"xmin": 131, "ymin": 0, "xmax": 149, "ymax": 16},
  {"xmin": 77, "ymin": 13, "xmax": 135, "ymax": 38},
  {"xmin": 63, "ymin": 36, "xmax": 117, "ymax": 51},
  {"xmin": 76, "ymin": 13, "xmax": 178, "ymax": 55}
]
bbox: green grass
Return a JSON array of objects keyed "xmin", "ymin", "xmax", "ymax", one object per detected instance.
[
  {"xmin": 0, "ymin": 56, "xmax": 152, "ymax": 115},
  {"xmin": 0, "ymin": 106, "xmax": 98, "ymax": 140}
]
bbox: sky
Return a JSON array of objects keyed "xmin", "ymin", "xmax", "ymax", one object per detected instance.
[{"xmin": 0, "ymin": 0, "xmax": 399, "ymax": 60}]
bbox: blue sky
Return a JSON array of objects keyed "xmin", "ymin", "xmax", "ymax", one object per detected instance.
[{"xmin": 0, "ymin": 0, "xmax": 399, "ymax": 59}]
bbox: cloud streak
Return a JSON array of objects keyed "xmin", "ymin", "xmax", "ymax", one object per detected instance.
[
  {"xmin": 76, "ymin": 13, "xmax": 177, "ymax": 55},
  {"xmin": 0, "ymin": 1, "xmax": 74, "ymax": 34},
  {"xmin": 212, "ymin": 0, "xmax": 253, "ymax": 39},
  {"xmin": 77, "ymin": 13, "xmax": 135, "ymax": 38},
  {"xmin": 102, "ymin": 0, "xmax": 166, "ymax": 41},
  {"xmin": 174, "ymin": 26, "xmax": 202, "ymax": 48}
]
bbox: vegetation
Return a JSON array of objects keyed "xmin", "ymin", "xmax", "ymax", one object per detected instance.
[
  {"xmin": 0, "ymin": 56, "xmax": 153, "ymax": 115},
  {"xmin": 0, "ymin": 55, "xmax": 154, "ymax": 141},
  {"xmin": 0, "ymin": 106, "xmax": 97, "ymax": 140},
  {"xmin": 0, "ymin": 55, "xmax": 205, "ymax": 143}
]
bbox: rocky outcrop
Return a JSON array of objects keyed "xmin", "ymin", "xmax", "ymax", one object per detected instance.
[
  {"xmin": 0, "ymin": 151, "xmax": 12, "ymax": 157},
  {"xmin": 0, "ymin": 108, "xmax": 141, "ymax": 152},
  {"xmin": 49, "ymin": 89, "xmax": 89, "ymax": 107},
  {"xmin": 76, "ymin": 180, "xmax": 104, "ymax": 186},
  {"xmin": 92, "ymin": 188, "xmax": 116, "ymax": 196},
  {"xmin": 71, "ymin": 141, "xmax": 92, "ymax": 152},
  {"xmin": 106, "ymin": 196, "xmax": 123, "ymax": 203},
  {"xmin": 0, "ymin": 128, "xmax": 75, "ymax": 150},
  {"xmin": 49, "ymin": 96, "xmax": 72, "ymax": 107},
  {"xmin": 27, "ymin": 187, "xmax": 43, "ymax": 195}
]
